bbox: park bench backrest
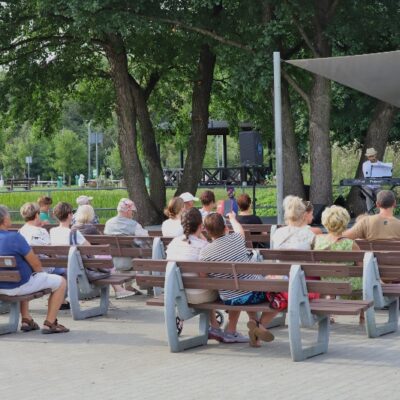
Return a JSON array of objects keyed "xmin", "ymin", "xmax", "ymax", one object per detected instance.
[
  {"xmin": 133, "ymin": 259, "xmax": 354, "ymax": 296},
  {"xmin": 77, "ymin": 245, "xmax": 114, "ymax": 270},
  {"xmin": 0, "ymin": 256, "xmax": 19, "ymax": 282},
  {"xmin": 356, "ymin": 240, "xmax": 400, "ymax": 251},
  {"xmin": 31, "ymin": 245, "xmax": 70, "ymax": 268}
]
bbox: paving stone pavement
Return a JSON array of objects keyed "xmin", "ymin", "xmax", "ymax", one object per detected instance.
[{"xmin": 1, "ymin": 295, "xmax": 400, "ymax": 400}]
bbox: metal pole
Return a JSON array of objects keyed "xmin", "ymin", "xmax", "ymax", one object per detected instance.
[
  {"xmin": 273, "ymin": 51, "xmax": 284, "ymax": 224},
  {"xmin": 27, "ymin": 162, "xmax": 30, "ymax": 180},
  {"xmin": 95, "ymin": 131, "xmax": 99, "ymax": 189},
  {"xmin": 87, "ymin": 121, "xmax": 91, "ymax": 180}
]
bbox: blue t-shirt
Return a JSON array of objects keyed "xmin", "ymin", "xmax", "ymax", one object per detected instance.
[{"xmin": 0, "ymin": 231, "xmax": 32, "ymax": 289}]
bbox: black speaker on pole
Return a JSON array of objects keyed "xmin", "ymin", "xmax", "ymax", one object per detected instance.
[{"xmin": 239, "ymin": 131, "xmax": 263, "ymax": 166}]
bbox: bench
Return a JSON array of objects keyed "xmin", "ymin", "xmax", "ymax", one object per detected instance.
[
  {"xmin": 259, "ymin": 248, "xmax": 400, "ymax": 339},
  {"xmin": 132, "ymin": 258, "xmax": 372, "ymax": 361},
  {"xmin": 31, "ymin": 245, "xmax": 133, "ymax": 320},
  {"xmin": 356, "ymin": 239, "xmax": 400, "ymax": 251},
  {"xmin": 6, "ymin": 178, "xmax": 36, "ymax": 191},
  {"xmin": 0, "ymin": 256, "xmax": 53, "ymax": 334}
]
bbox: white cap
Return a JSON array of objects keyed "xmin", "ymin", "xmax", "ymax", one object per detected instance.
[
  {"xmin": 76, "ymin": 195, "xmax": 93, "ymax": 205},
  {"xmin": 179, "ymin": 192, "xmax": 199, "ymax": 202}
]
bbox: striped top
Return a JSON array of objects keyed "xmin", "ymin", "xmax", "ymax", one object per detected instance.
[{"xmin": 199, "ymin": 233, "xmax": 262, "ymax": 301}]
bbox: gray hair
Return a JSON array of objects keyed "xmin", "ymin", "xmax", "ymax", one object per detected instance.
[
  {"xmin": 0, "ymin": 205, "xmax": 10, "ymax": 226},
  {"xmin": 75, "ymin": 204, "xmax": 95, "ymax": 224},
  {"xmin": 20, "ymin": 202, "xmax": 40, "ymax": 222}
]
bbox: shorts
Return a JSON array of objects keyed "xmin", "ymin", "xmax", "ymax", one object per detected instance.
[
  {"xmin": 223, "ymin": 291, "xmax": 266, "ymax": 306},
  {"xmin": 0, "ymin": 272, "xmax": 63, "ymax": 296}
]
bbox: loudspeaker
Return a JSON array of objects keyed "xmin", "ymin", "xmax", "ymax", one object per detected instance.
[{"xmin": 239, "ymin": 131, "xmax": 263, "ymax": 166}]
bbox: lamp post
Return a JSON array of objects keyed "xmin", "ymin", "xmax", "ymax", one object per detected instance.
[{"xmin": 87, "ymin": 120, "xmax": 91, "ymax": 180}]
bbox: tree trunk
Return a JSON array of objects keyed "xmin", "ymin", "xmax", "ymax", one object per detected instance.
[
  {"xmin": 176, "ymin": 44, "xmax": 216, "ymax": 196},
  {"xmin": 103, "ymin": 33, "xmax": 160, "ymax": 225},
  {"xmin": 129, "ymin": 77, "xmax": 166, "ymax": 218},
  {"xmin": 347, "ymin": 101, "xmax": 398, "ymax": 216},
  {"xmin": 309, "ymin": 0, "xmax": 333, "ymax": 206},
  {"xmin": 281, "ymin": 79, "xmax": 305, "ymax": 198}
]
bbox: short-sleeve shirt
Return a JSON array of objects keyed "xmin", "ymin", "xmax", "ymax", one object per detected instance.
[
  {"xmin": 237, "ymin": 215, "xmax": 263, "ymax": 225},
  {"xmin": 313, "ymin": 235, "xmax": 354, "ymax": 251},
  {"xmin": 349, "ymin": 215, "xmax": 400, "ymax": 241},
  {"xmin": 104, "ymin": 216, "xmax": 148, "ymax": 236},
  {"xmin": 271, "ymin": 226, "xmax": 315, "ymax": 250},
  {"xmin": 49, "ymin": 226, "xmax": 86, "ymax": 245},
  {"xmin": 0, "ymin": 231, "xmax": 32, "ymax": 289},
  {"xmin": 199, "ymin": 233, "xmax": 262, "ymax": 301},
  {"xmin": 19, "ymin": 224, "xmax": 50, "ymax": 246},
  {"xmin": 161, "ymin": 218, "xmax": 183, "ymax": 237}
]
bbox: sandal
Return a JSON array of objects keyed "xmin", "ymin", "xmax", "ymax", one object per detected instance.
[
  {"xmin": 20, "ymin": 317, "xmax": 40, "ymax": 332},
  {"xmin": 42, "ymin": 319, "xmax": 70, "ymax": 334},
  {"xmin": 247, "ymin": 319, "xmax": 274, "ymax": 343}
]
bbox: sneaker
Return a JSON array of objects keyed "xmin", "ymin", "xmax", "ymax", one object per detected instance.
[
  {"xmin": 208, "ymin": 326, "xmax": 225, "ymax": 342},
  {"xmin": 222, "ymin": 331, "xmax": 249, "ymax": 343},
  {"xmin": 115, "ymin": 290, "xmax": 135, "ymax": 299}
]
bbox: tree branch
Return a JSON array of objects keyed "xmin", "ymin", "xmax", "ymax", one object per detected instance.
[
  {"xmin": 282, "ymin": 69, "xmax": 311, "ymax": 112},
  {"xmin": 144, "ymin": 72, "xmax": 160, "ymax": 101}
]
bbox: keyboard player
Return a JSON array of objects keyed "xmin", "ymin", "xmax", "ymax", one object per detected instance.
[{"xmin": 362, "ymin": 148, "xmax": 383, "ymax": 212}]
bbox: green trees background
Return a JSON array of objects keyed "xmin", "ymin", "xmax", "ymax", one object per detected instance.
[{"xmin": 1, "ymin": 1, "xmax": 400, "ymax": 223}]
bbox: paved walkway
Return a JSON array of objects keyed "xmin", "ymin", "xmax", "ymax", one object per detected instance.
[{"xmin": 1, "ymin": 296, "xmax": 399, "ymax": 400}]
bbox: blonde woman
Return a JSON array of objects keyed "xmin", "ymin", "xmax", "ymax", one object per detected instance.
[
  {"xmin": 71, "ymin": 205, "xmax": 100, "ymax": 235},
  {"xmin": 313, "ymin": 206, "xmax": 359, "ymax": 251},
  {"xmin": 161, "ymin": 197, "xmax": 184, "ymax": 237},
  {"xmin": 271, "ymin": 195, "xmax": 315, "ymax": 250}
]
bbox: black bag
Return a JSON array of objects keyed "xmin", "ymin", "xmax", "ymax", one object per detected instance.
[{"xmin": 70, "ymin": 231, "xmax": 111, "ymax": 281}]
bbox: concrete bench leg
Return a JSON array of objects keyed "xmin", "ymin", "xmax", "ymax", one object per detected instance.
[
  {"xmin": 288, "ymin": 265, "xmax": 329, "ymax": 362},
  {"xmin": 152, "ymin": 237, "xmax": 165, "ymax": 297},
  {"xmin": 363, "ymin": 252, "xmax": 399, "ymax": 338},
  {"xmin": 68, "ymin": 247, "xmax": 110, "ymax": 321},
  {"xmin": 165, "ymin": 262, "xmax": 209, "ymax": 352},
  {"xmin": 0, "ymin": 302, "xmax": 19, "ymax": 335}
]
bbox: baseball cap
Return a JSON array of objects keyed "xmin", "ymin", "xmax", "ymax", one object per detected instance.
[
  {"xmin": 179, "ymin": 192, "xmax": 199, "ymax": 202},
  {"xmin": 117, "ymin": 198, "xmax": 137, "ymax": 212},
  {"xmin": 76, "ymin": 195, "xmax": 93, "ymax": 206}
]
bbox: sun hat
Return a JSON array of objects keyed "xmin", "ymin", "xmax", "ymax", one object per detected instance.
[
  {"xmin": 365, "ymin": 148, "xmax": 377, "ymax": 157},
  {"xmin": 117, "ymin": 198, "xmax": 137, "ymax": 212},
  {"xmin": 179, "ymin": 192, "xmax": 199, "ymax": 202},
  {"xmin": 76, "ymin": 195, "xmax": 93, "ymax": 206}
]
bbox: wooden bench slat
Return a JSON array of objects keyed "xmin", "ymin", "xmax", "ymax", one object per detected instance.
[
  {"xmin": 0, "ymin": 271, "xmax": 21, "ymax": 282},
  {"xmin": 0, "ymin": 257, "xmax": 16, "ymax": 268},
  {"xmin": 0, "ymin": 288, "xmax": 52, "ymax": 302}
]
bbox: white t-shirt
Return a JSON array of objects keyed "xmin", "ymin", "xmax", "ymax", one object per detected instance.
[
  {"xmin": 271, "ymin": 225, "xmax": 315, "ymax": 250},
  {"xmin": 166, "ymin": 235, "xmax": 213, "ymax": 301},
  {"xmin": 50, "ymin": 226, "xmax": 86, "ymax": 245},
  {"xmin": 161, "ymin": 218, "xmax": 183, "ymax": 237},
  {"xmin": 19, "ymin": 224, "xmax": 50, "ymax": 245}
]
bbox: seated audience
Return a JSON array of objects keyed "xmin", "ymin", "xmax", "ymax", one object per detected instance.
[
  {"xmin": 304, "ymin": 201, "xmax": 323, "ymax": 235},
  {"xmin": 50, "ymin": 202, "xmax": 89, "ymax": 246},
  {"xmin": 314, "ymin": 205, "xmax": 359, "ymax": 250},
  {"xmin": 161, "ymin": 197, "xmax": 184, "ymax": 237},
  {"xmin": 201, "ymin": 212, "xmax": 278, "ymax": 347},
  {"xmin": 37, "ymin": 196, "xmax": 56, "ymax": 224},
  {"xmin": 199, "ymin": 190, "xmax": 216, "ymax": 220},
  {"xmin": 72, "ymin": 195, "xmax": 99, "ymax": 225},
  {"xmin": 166, "ymin": 208, "xmax": 224, "ymax": 341},
  {"xmin": 343, "ymin": 190, "xmax": 400, "ymax": 241},
  {"xmin": 179, "ymin": 192, "xmax": 198, "ymax": 210},
  {"xmin": 271, "ymin": 195, "xmax": 315, "ymax": 250},
  {"xmin": 71, "ymin": 205, "xmax": 101, "ymax": 235},
  {"xmin": 236, "ymin": 193, "xmax": 263, "ymax": 225},
  {"xmin": 104, "ymin": 198, "xmax": 148, "ymax": 298},
  {"xmin": 0, "ymin": 205, "xmax": 69, "ymax": 333}
]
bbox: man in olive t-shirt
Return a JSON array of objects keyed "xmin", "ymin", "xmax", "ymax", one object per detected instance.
[{"xmin": 344, "ymin": 190, "xmax": 400, "ymax": 241}]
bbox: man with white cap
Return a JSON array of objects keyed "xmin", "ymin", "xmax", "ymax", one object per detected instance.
[
  {"xmin": 179, "ymin": 192, "xmax": 199, "ymax": 211},
  {"xmin": 104, "ymin": 198, "xmax": 148, "ymax": 297},
  {"xmin": 362, "ymin": 148, "xmax": 385, "ymax": 212},
  {"xmin": 72, "ymin": 195, "xmax": 99, "ymax": 224}
]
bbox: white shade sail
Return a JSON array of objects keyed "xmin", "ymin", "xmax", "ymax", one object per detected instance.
[{"xmin": 286, "ymin": 50, "xmax": 400, "ymax": 107}]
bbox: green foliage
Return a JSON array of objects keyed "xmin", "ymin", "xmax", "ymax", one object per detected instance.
[{"xmin": 53, "ymin": 129, "xmax": 87, "ymax": 181}]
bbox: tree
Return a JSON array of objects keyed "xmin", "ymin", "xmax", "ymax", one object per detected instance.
[{"xmin": 53, "ymin": 129, "xmax": 86, "ymax": 184}]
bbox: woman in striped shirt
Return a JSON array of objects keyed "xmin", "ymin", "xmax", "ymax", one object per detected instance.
[{"xmin": 200, "ymin": 212, "xmax": 278, "ymax": 347}]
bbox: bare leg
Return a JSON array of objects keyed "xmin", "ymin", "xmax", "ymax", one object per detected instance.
[
  {"xmin": 45, "ymin": 278, "xmax": 67, "ymax": 323},
  {"xmin": 225, "ymin": 310, "xmax": 240, "ymax": 333},
  {"xmin": 20, "ymin": 301, "xmax": 31, "ymax": 320}
]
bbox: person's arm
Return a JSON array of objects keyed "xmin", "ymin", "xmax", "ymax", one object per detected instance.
[
  {"xmin": 351, "ymin": 240, "xmax": 360, "ymax": 250},
  {"xmin": 227, "ymin": 211, "xmax": 244, "ymax": 237},
  {"xmin": 76, "ymin": 230, "xmax": 91, "ymax": 246},
  {"xmin": 24, "ymin": 250, "xmax": 43, "ymax": 273},
  {"xmin": 135, "ymin": 223, "xmax": 149, "ymax": 237},
  {"xmin": 343, "ymin": 218, "xmax": 365, "ymax": 241}
]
